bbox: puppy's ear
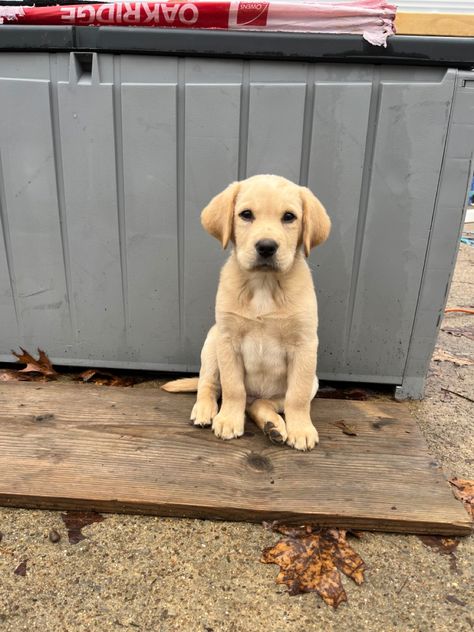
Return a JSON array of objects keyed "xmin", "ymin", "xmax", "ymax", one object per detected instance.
[
  {"xmin": 201, "ymin": 182, "xmax": 239, "ymax": 249},
  {"xmin": 300, "ymin": 186, "xmax": 331, "ymax": 256}
]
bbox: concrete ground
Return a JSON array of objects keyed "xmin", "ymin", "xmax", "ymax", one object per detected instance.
[{"xmin": 0, "ymin": 242, "xmax": 473, "ymax": 632}]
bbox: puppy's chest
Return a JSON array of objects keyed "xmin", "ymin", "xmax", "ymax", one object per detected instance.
[
  {"xmin": 248, "ymin": 283, "xmax": 277, "ymax": 317},
  {"xmin": 240, "ymin": 332, "xmax": 286, "ymax": 377}
]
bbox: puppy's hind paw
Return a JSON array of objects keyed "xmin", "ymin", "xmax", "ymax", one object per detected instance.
[{"xmin": 263, "ymin": 418, "xmax": 288, "ymax": 445}]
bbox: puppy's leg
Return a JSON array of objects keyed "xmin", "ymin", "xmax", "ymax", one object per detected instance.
[
  {"xmin": 247, "ymin": 397, "xmax": 287, "ymax": 445},
  {"xmin": 285, "ymin": 343, "xmax": 319, "ymax": 451},
  {"xmin": 191, "ymin": 326, "xmax": 220, "ymax": 427},
  {"xmin": 212, "ymin": 334, "xmax": 246, "ymax": 440}
]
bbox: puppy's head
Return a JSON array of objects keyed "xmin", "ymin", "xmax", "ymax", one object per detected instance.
[{"xmin": 201, "ymin": 174, "xmax": 330, "ymax": 273}]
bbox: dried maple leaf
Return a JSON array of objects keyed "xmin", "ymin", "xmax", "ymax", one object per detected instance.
[
  {"xmin": 261, "ymin": 525, "xmax": 366, "ymax": 608},
  {"xmin": 449, "ymin": 478, "xmax": 474, "ymax": 519},
  {"xmin": 333, "ymin": 420, "xmax": 357, "ymax": 436},
  {"xmin": 61, "ymin": 511, "xmax": 105, "ymax": 544},
  {"xmin": 78, "ymin": 369, "xmax": 135, "ymax": 387},
  {"xmin": 11, "ymin": 347, "xmax": 58, "ymax": 378}
]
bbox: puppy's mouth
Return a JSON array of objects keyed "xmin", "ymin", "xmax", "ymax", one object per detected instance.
[{"xmin": 251, "ymin": 258, "xmax": 279, "ymax": 271}]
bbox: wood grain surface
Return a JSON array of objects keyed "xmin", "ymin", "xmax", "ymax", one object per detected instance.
[
  {"xmin": 396, "ymin": 12, "xmax": 474, "ymax": 37},
  {"xmin": 0, "ymin": 382, "xmax": 470, "ymax": 535}
]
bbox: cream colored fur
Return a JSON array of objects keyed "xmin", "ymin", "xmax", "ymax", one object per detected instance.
[{"xmin": 162, "ymin": 174, "xmax": 330, "ymax": 450}]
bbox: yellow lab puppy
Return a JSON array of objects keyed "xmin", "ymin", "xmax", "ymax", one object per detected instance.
[{"xmin": 162, "ymin": 174, "xmax": 330, "ymax": 450}]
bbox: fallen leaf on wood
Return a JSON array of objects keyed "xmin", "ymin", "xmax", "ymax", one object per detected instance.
[
  {"xmin": 317, "ymin": 387, "xmax": 370, "ymax": 401},
  {"xmin": 261, "ymin": 525, "xmax": 366, "ymax": 608},
  {"xmin": 432, "ymin": 349, "xmax": 473, "ymax": 367},
  {"xmin": 333, "ymin": 420, "xmax": 357, "ymax": 436},
  {"xmin": 0, "ymin": 368, "xmax": 48, "ymax": 383},
  {"xmin": 14, "ymin": 560, "xmax": 27, "ymax": 576},
  {"xmin": 77, "ymin": 369, "xmax": 135, "ymax": 387},
  {"xmin": 12, "ymin": 347, "xmax": 57, "ymax": 377},
  {"xmin": 0, "ymin": 370, "xmax": 22, "ymax": 382},
  {"xmin": 61, "ymin": 511, "xmax": 105, "ymax": 544},
  {"xmin": 441, "ymin": 325, "xmax": 474, "ymax": 342},
  {"xmin": 449, "ymin": 478, "xmax": 474, "ymax": 519}
]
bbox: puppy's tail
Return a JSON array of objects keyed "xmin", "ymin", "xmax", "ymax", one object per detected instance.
[{"xmin": 161, "ymin": 377, "xmax": 199, "ymax": 393}]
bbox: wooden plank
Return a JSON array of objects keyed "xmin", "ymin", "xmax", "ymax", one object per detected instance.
[
  {"xmin": 0, "ymin": 382, "xmax": 470, "ymax": 535},
  {"xmin": 396, "ymin": 12, "xmax": 474, "ymax": 37}
]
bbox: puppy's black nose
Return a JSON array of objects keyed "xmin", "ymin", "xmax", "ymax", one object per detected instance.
[{"xmin": 256, "ymin": 239, "xmax": 279, "ymax": 259}]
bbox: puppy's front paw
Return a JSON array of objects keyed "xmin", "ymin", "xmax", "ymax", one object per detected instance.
[
  {"xmin": 190, "ymin": 398, "xmax": 218, "ymax": 427},
  {"xmin": 286, "ymin": 422, "xmax": 319, "ymax": 451},
  {"xmin": 212, "ymin": 412, "xmax": 244, "ymax": 440}
]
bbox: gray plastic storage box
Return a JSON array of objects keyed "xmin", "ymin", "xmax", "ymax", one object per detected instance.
[{"xmin": 0, "ymin": 28, "xmax": 473, "ymax": 398}]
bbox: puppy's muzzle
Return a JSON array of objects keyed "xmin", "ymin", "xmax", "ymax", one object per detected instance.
[{"xmin": 255, "ymin": 239, "xmax": 279, "ymax": 259}]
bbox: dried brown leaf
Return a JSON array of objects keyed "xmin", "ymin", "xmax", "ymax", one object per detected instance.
[
  {"xmin": 418, "ymin": 535, "xmax": 460, "ymax": 555},
  {"xmin": 78, "ymin": 369, "xmax": 135, "ymax": 387},
  {"xmin": 0, "ymin": 369, "xmax": 47, "ymax": 383},
  {"xmin": 449, "ymin": 478, "xmax": 474, "ymax": 519},
  {"xmin": 317, "ymin": 387, "xmax": 370, "ymax": 401},
  {"xmin": 11, "ymin": 347, "xmax": 58, "ymax": 378},
  {"xmin": 0, "ymin": 370, "xmax": 21, "ymax": 382},
  {"xmin": 61, "ymin": 511, "xmax": 105, "ymax": 544},
  {"xmin": 14, "ymin": 560, "xmax": 27, "ymax": 576},
  {"xmin": 333, "ymin": 420, "xmax": 357, "ymax": 436},
  {"xmin": 261, "ymin": 525, "xmax": 366, "ymax": 608},
  {"xmin": 432, "ymin": 349, "xmax": 473, "ymax": 367}
]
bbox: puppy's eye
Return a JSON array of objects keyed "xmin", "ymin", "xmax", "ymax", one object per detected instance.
[
  {"xmin": 239, "ymin": 210, "xmax": 254, "ymax": 222},
  {"xmin": 282, "ymin": 211, "xmax": 296, "ymax": 223}
]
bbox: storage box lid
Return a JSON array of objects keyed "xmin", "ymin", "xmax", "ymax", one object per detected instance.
[{"xmin": 0, "ymin": 26, "xmax": 472, "ymax": 69}]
